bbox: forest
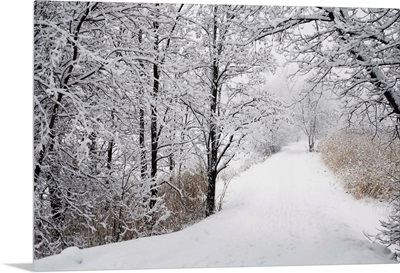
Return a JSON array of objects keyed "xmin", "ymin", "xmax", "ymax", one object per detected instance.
[{"xmin": 34, "ymin": 1, "xmax": 400, "ymax": 260}]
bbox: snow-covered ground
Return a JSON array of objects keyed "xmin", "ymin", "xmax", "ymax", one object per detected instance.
[{"xmin": 34, "ymin": 142, "xmax": 398, "ymax": 271}]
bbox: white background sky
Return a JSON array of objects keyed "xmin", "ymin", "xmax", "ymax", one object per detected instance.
[{"xmin": 0, "ymin": 0, "xmax": 399, "ymax": 273}]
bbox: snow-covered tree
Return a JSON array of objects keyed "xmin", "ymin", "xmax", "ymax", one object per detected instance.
[
  {"xmin": 33, "ymin": 1, "xmax": 184, "ymax": 257},
  {"xmin": 34, "ymin": 1, "xmax": 114, "ymax": 257},
  {"xmin": 37, "ymin": 2, "xmax": 392, "ymax": 259},
  {"xmin": 175, "ymin": 4, "xmax": 282, "ymax": 216},
  {"xmin": 293, "ymin": 82, "xmax": 340, "ymax": 152},
  {"xmin": 257, "ymin": 6, "xmax": 400, "ymax": 252},
  {"xmin": 257, "ymin": 6, "xmax": 400, "ymax": 138}
]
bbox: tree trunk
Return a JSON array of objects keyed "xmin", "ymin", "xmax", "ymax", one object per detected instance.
[
  {"xmin": 106, "ymin": 109, "xmax": 115, "ymax": 172},
  {"xmin": 308, "ymin": 114, "xmax": 316, "ymax": 152},
  {"xmin": 308, "ymin": 135, "xmax": 314, "ymax": 152},
  {"xmin": 106, "ymin": 141, "xmax": 114, "ymax": 171},
  {"xmin": 150, "ymin": 18, "xmax": 160, "ymax": 210},
  {"xmin": 206, "ymin": 167, "xmax": 217, "ymax": 217},
  {"xmin": 206, "ymin": 6, "xmax": 220, "ymax": 217},
  {"xmin": 139, "ymin": 108, "xmax": 146, "ymax": 179},
  {"xmin": 138, "ymin": 28, "xmax": 147, "ymax": 181}
]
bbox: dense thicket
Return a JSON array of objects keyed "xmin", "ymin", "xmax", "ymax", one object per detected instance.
[{"xmin": 33, "ymin": 2, "xmax": 288, "ymax": 258}]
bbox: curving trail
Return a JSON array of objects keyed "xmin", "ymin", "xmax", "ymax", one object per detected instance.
[{"xmin": 35, "ymin": 142, "xmax": 396, "ymax": 271}]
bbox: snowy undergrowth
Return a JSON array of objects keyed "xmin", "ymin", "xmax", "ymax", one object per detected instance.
[
  {"xmin": 318, "ymin": 130, "xmax": 400, "ymax": 258},
  {"xmin": 35, "ymin": 142, "xmax": 398, "ymax": 271},
  {"xmin": 318, "ymin": 130, "xmax": 399, "ymax": 201}
]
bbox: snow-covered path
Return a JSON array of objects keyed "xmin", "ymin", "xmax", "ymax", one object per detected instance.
[{"xmin": 35, "ymin": 142, "xmax": 397, "ymax": 271}]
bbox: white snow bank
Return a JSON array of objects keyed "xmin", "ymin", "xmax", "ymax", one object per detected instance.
[
  {"xmin": 60, "ymin": 247, "xmax": 82, "ymax": 264},
  {"xmin": 34, "ymin": 142, "xmax": 398, "ymax": 271}
]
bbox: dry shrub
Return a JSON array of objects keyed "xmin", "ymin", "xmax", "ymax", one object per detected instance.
[
  {"xmin": 35, "ymin": 171, "xmax": 206, "ymax": 259},
  {"xmin": 159, "ymin": 166, "xmax": 207, "ymax": 232},
  {"xmin": 319, "ymin": 129, "xmax": 399, "ymax": 201}
]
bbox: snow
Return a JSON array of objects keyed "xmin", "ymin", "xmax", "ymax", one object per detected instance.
[
  {"xmin": 34, "ymin": 142, "xmax": 398, "ymax": 271},
  {"xmin": 59, "ymin": 247, "xmax": 83, "ymax": 265}
]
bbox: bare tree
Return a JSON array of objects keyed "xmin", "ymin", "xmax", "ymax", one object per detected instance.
[
  {"xmin": 257, "ymin": 7, "xmax": 400, "ymax": 138},
  {"xmin": 294, "ymin": 82, "xmax": 339, "ymax": 152},
  {"xmin": 179, "ymin": 5, "xmax": 279, "ymax": 216}
]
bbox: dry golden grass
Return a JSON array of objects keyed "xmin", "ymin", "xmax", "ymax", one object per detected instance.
[
  {"xmin": 319, "ymin": 129, "xmax": 399, "ymax": 201},
  {"xmin": 160, "ymin": 166, "xmax": 207, "ymax": 232}
]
